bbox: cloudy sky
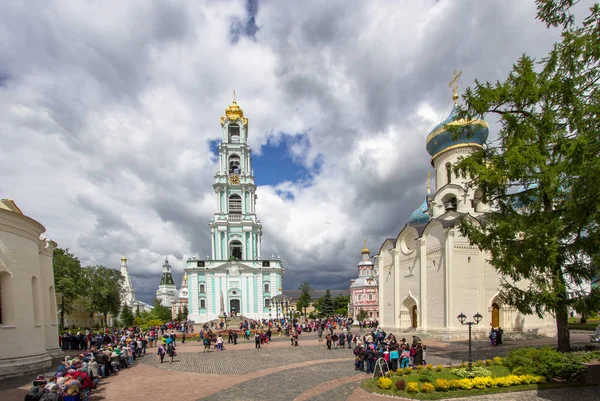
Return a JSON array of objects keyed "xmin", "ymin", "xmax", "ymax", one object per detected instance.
[{"xmin": 0, "ymin": 0, "xmax": 575, "ymax": 303}]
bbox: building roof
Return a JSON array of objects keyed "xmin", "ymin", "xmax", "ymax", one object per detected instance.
[
  {"xmin": 0, "ymin": 199, "xmax": 23, "ymax": 214},
  {"xmin": 408, "ymin": 199, "xmax": 430, "ymax": 225},
  {"xmin": 282, "ymin": 289, "xmax": 349, "ymax": 300}
]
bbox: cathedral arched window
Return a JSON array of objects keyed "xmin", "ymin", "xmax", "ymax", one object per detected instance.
[
  {"xmin": 228, "ymin": 195, "xmax": 242, "ymax": 214},
  {"xmin": 264, "ymin": 298, "xmax": 270, "ymax": 307},
  {"xmin": 264, "ymin": 283, "xmax": 269, "ymax": 293},
  {"xmin": 228, "ymin": 125, "xmax": 240, "ymax": 143},
  {"xmin": 229, "ymin": 155, "xmax": 241, "ymax": 174},
  {"xmin": 446, "ymin": 162, "xmax": 452, "ymax": 184},
  {"xmin": 230, "ymin": 241, "xmax": 242, "ymax": 260},
  {"xmin": 199, "ymin": 283, "xmax": 205, "ymax": 293},
  {"xmin": 0, "ymin": 271, "xmax": 12, "ymax": 325},
  {"xmin": 200, "ymin": 299, "xmax": 206, "ymax": 308}
]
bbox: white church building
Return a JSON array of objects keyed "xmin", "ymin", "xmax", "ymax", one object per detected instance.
[
  {"xmin": 120, "ymin": 255, "xmax": 152, "ymax": 313},
  {"xmin": 185, "ymin": 95, "xmax": 284, "ymax": 323},
  {"xmin": 377, "ymin": 90, "xmax": 554, "ymax": 338}
]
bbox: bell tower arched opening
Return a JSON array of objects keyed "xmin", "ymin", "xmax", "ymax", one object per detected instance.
[
  {"xmin": 229, "ymin": 155, "xmax": 240, "ymax": 174},
  {"xmin": 228, "ymin": 124, "xmax": 240, "ymax": 143},
  {"xmin": 230, "ymin": 240, "xmax": 242, "ymax": 260}
]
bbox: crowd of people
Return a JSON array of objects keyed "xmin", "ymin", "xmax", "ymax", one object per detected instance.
[{"xmin": 25, "ymin": 325, "xmax": 183, "ymax": 401}]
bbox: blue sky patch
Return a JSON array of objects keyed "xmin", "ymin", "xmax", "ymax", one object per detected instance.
[
  {"xmin": 209, "ymin": 133, "xmax": 323, "ymax": 187},
  {"xmin": 230, "ymin": 0, "xmax": 259, "ymax": 44}
]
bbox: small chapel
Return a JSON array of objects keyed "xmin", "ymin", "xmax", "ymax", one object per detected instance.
[
  {"xmin": 377, "ymin": 79, "xmax": 554, "ymax": 338},
  {"xmin": 184, "ymin": 94, "xmax": 284, "ymax": 323}
]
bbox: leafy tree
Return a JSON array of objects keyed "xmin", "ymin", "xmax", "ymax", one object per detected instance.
[
  {"xmin": 318, "ymin": 289, "xmax": 335, "ymax": 317},
  {"xmin": 334, "ymin": 294, "xmax": 350, "ymax": 316},
  {"xmin": 84, "ymin": 265, "xmax": 123, "ymax": 327},
  {"xmin": 175, "ymin": 308, "xmax": 183, "ymax": 322},
  {"xmin": 53, "ymin": 248, "xmax": 87, "ymax": 328},
  {"xmin": 454, "ymin": 0, "xmax": 600, "ymax": 351},
  {"xmin": 357, "ymin": 309, "xmax": 369, "ymax": 322},
  {"xmin": 120, "ymin": 305, "xmax": 134, "ymax": 327},
  {"xmin": 133, "ymin": 316, "xmax": 144, "ymax": 326},
  {"xmin": 149, "ymin": 298, "xmax": 172, "ymax": 322},
  {"xmin": 297, "ymin": 282, "xmax": 312, "ymax": 316},
  {"xmin": 183, "ymin": 304, "xmax": 189, "ymax": 321}
]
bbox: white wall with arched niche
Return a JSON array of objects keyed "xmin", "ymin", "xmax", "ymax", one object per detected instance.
[{"xmin": 0, "ymin": 199, "xmax": 61, "ymax": 379}]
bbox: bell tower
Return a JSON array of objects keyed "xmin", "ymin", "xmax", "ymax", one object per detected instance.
[{"xmin": 210, "ymin": 92, "xmax": 262, "ymax": 261}]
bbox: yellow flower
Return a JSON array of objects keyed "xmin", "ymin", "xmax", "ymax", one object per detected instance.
[
  {"xmin": 377, "ymin": 377, "xmax": 393, "ymax": 390},
  {"xmin": 406, "ymin": 382, "xmax": 420, "ymax": 393},
  {"xmin": 434, "ymin": 379, "xmax": 450, "ymax": 391},
  {"xmin": 421, "ymin": 382, "xmax": 435, "ymax": 393}
]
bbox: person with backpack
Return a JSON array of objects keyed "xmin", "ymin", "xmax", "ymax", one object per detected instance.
[
  {"xmin": 157, "ymin": 344, "xmax": 166, "ymax": 363},
  {"xmin": 167, "ymin": 342, "xmax": 176, "ymax": 363},
  {"xmin": 254, "ymin": 332, "xmax": 261, "ymax": 349},
  {"xmin": 339, "ymin": 332, "xmax": 346, "ymax": 348},
  {"xmin": 203, "ymin": 336, "xmax": 211, "ymax": 352},
  {"xmin": 365, "ymin": 345, "xmax": 376, "ymax": 374},
  {"xmin": 346, "ymin": 332, "xmax": 353, "ymax": 349}
]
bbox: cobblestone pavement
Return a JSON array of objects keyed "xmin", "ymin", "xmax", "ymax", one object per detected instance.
[
  {"xmin": 1, "ymin": 331, "xmax": 598, "ymax": 401},
  {"xmin": 139, "ymin": 344, "xmax": 354, "ymax": 374},
  {"xmin": 199, "ymin": 361, "xmax": 359, "ymax": 401}
]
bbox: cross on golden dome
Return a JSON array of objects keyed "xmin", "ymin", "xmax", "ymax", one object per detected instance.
[
  {"xmin": 449, "ymin": 70, "xmax": 462, "ymax": 104},
  {"xmin": 221, "ymin": 89, "xmax": 248, "ymax": 126},
  {"xmin": 361, "ymin": 239, "xmax": 370, "ymax": 255}
]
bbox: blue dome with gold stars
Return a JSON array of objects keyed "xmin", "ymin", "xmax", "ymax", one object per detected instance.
[
  {"xmin": 408, "ymin": 199, "xmax": 430, "ymax": 225},
  {"xmin": 425, "ymin": 105, "xmax": 489, "ymax": 160}
]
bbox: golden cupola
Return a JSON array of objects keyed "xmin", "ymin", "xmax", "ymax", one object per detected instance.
[{"xmin": 221, "ymin": 90, "xmax": 248, "ymax": 126}]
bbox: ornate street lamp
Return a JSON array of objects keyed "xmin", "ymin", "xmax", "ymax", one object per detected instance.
[{"xmin": 457, "ymin": 312, "xmax": 483, "ymax": 371}]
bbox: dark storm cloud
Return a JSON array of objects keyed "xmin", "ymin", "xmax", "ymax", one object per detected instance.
[{"xmin": 0, "ymin": 0, "xmax": 569, "ymax": 302}]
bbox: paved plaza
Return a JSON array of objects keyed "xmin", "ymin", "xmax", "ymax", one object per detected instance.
[{"xmin": 1, "ymin": 331, "xmax": 599, "ymax": 401}]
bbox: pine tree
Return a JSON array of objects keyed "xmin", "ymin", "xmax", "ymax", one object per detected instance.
[
  {"xmin": 183, "ymin": 304, "xmax": 189, "ymax": 321},
  {"xmin": 297, "ymin": 282, "xmax": 312, "ymax": 316},
  {"xmin": 455, "ymin": 0, "xmax": 600, "ymax": 351},
  {"xmin": 120, "ymin": 305, "xmax": 134, "ymax": 328},
  {"xmin": 319, "ymin": 289, "xmax": 335, "ymax": 317}
]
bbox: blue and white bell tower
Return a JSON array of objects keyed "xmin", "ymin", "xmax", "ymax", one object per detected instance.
[
  {"xmin": 210, "ymin": 92, "xmax": 262, "ymax": 260},
  {"xmin": 185, "ymin": 93, "xmax": 284, "ymax": 323}
]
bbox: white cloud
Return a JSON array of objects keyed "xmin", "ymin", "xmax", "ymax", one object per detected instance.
[{"xmin": 0, "ymin": 0, "xmax": 568, "ymax": 301}]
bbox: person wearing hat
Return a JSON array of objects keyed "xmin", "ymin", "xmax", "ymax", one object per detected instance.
[
  {"xmin": 25, "ymin": 375, "xmax": 47, "ymax": 401},
  {"xmin": 40, "ymin": 383, "xmax": 63, "ymax": 401}
]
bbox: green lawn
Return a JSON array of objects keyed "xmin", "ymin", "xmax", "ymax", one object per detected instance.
[
  {"xmin": 568, "ymin": 317, "xmax": 600, "ymax": 331},
  {"xmin": 361, "ymin": 365, "xmax": 580, "ymax": 400}
]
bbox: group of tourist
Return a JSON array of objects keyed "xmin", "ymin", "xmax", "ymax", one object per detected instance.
[
  {"xmin": 26, "ymin": 326, "xmax": 163, "ymax": 401},
  {"xmin": 348, "ymin": 329, "xmax": 428, "ymax": 375}
]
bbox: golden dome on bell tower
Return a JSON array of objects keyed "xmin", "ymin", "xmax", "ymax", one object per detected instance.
[
  {"xmin": 221, "ymin": 90, "xmax": 248, "ymax": 126},
  {"xmin": 361, "ymin": 239, "xmax": 370, "ymax": 255}
]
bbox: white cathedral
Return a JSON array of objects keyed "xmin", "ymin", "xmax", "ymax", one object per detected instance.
[
  {"xmin": 377, "ymin": 88, "xmax": 554, "ymax": 338},
  {"xmin": 184, "ymin": 95, "xmax": 284, "ymax": 323}
]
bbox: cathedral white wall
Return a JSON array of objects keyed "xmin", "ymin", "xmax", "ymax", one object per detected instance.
[
  {"xmin": 379, "ymin": 245, "xmax": 395, "ymax": 328},
  {"xmin": 0, "ymin": 210, "xmax": 54, "ymax": 379}
]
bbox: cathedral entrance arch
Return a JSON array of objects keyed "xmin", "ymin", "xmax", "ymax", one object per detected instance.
[
  {"xmin": 491, "ymin": 303, "xmax": 500, "ymax": 327},
  {"xmin": 411, "ymin": 305, "xmax": 418, "ymax": 328},
  {"xmin": 230, "ymin": 299, "xmax": 240, "ymax": 315},
  {"xmin": 401, "ymin": 293, "xmax": 419, "ymax": 329}
]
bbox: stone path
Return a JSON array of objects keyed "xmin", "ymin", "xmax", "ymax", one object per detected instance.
[{"xmin": 0, "ymin": 331, "xmax": 598, "ymax": 401}]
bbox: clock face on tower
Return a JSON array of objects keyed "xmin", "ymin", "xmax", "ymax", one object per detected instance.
[{"xmin": 229, "ymin": 174, "xmax": 240, "ymax": 185}]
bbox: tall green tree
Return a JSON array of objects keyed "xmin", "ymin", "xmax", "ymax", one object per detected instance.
[
  {"xmin": 182, "ymin": 304, "xmax": 189, "ymax": 321},
  {"xmin": 454, "ymin": 0, "xmax": 600, "ymax": 352},
  {"xmin": 84, "ymin": 265, "xmax": 123, "ymax": 327},
  {"xmin": 120, "ymin": 305, "xmax": 134, "ymax": 327},
  {"xmin": 149, "ymin": 298, "xmax": 173, "ymax": 322},
  {"xmin": 53, "ymin": 248, "xmax": 87, "ymax": 328},
  {"xmin": 357, "ymin": 309, "xmax": 369, "ymax": 322},
  {"xmin": 334, "ymin": 294, "xmax": 350, "ymax": 316},
  {"xmin": 297, "ymin": 282, "xmax": 313, "ymax": 316},
  {"xmin": 318, "ymin": 289, "xmax": 335, "ymax": 317}
]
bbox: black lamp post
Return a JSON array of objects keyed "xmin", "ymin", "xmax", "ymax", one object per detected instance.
[
  {"xmin": 457, "ymin": 312, "xmax": 483, "ymax": 371},
  {"xmin": 222, "ymin": 311, "xmax": 228, "ymax": 329}
]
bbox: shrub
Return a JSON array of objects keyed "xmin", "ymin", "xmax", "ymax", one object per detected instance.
[
  {"xmin": 485, "ymin": 359, "xmax": 493, "ymax": 366},
  {"xmin": 458, "ymin": 378, "xmax": 474, "ymax": 390},
  {"xmin": 395, "ymin": 379, "xmax": 406, "ymax": 391},
  {"xmin": 416, "ymin": 365, "xmax": 424, "ymax": 372},
  {"xmin": 434, "ymin": 379, "xmax": 450, "ymax": 391},
  {"xmin": 471, "ymin": 376, "xmax": 489, "ymax": 389},
  {"xmin": 436, "ymin": 364, "xmax": 444, "ymax": 372},
  {"xmin": 451, "ymin": 366, "xmax": 492, "ymax": 378},
  {"xmin": 505, "ymin": 346, "xmax": 586, "ymax": 380},
  {"xmin": 475, "ymin": 360, "xmax": 484, "ymax": 367},
  {"xmin": 146, "ymin": 319, "xmax": 164, "ymax": 327},
  {"xmin": 419, "ymin": 371, "xmax": 434, "ymax": 383},
  {"xmin": 377, "ymin": 377, "xmax": 393, "ymax": 390},
  {"xmin": 426, "ymin": 363, "xmax": 434, "ymax": 371},
  {"xmin": 493, "ymin": 356, "xmax": 504, "ymax": 365},
  {"xmin": 404, "ymin": 367, "xmax": 412, "ymax": 375},
  {"xmin": 396, "ymin": 368, "xmax": 404, "ymax": 375},
  {"xmin": 448, "ymin": 379, "xmax": 462, "ymax": 390},
  {"xmin": 460, "ymin": 362, "xmax": 467, "ymax": 368},
  {"xmin": 406, "ymin": 382, "xmax": 419, "ymax": 393},
  {"xmin": 421, "ymin": 382, "xmax": 435, "ymax": 393}
]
